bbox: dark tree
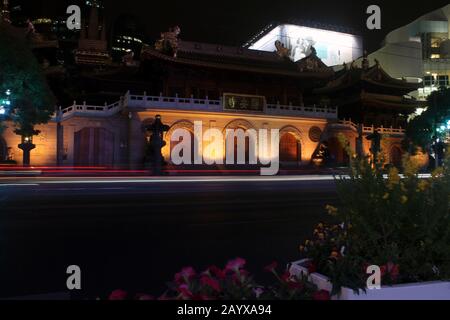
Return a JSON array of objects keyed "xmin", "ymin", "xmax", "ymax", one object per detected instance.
[
  {"xmin": 404, "ymin": 87, "xmax": 450, "ymax": 153},
  {"xmin": 0, "ymin": 22, "xmax": 55, "ymax": 165}
]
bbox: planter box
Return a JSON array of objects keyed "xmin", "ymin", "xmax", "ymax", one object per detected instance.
[{"xmin": 290, "ymin": 260, "xmax": 450, "ymax": 300}]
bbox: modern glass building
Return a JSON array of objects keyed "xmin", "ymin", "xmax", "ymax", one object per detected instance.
[{"xmin": 364, "ymin": 4, "xmax": 450, "ymax": 100}]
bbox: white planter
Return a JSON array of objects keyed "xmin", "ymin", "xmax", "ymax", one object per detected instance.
[{"xmin": 290, "ymin": 260, "xmax": 450, "ymax": 300}]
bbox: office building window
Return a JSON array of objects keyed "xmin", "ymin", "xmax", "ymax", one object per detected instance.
[
  {"xmin": 423, "ymin": 75, "xmax": 434, "ymax": 87},
  {"xmin": 437, "ymin": 75, "xmax": 449, "ymax": 87}
]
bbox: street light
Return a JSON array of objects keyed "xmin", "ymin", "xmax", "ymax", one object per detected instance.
[{"xmin": 18, "ymin": 135, "xmax": 36, "ymax": 167}]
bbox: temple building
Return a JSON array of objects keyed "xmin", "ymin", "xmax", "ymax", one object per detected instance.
[
  {"xmin": 315, "ymin": 56, "xmax": 422, "ymax": 167},
  {"xmin": 315, "ymin": 56, "xmax": 421, "ymax": 128},
  {"xmin": 0, "ymin": 21, "xmax": 424, "ymax": 170}
]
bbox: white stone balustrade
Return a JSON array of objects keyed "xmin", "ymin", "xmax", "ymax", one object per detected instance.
[
  {"xmin": 333, "ymin": 119, "xmax": 405, "ymax": 136},
  {"xmin": 55, "ymin": 91, "xmax": 339, "ymax": 120}
]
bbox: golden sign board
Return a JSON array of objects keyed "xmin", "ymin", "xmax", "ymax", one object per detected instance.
[{"xmin": 223, "ymin": 93, "xmax": 266, "ymax": 113}]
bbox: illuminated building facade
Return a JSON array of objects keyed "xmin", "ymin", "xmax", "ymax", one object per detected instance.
[
  {"xmin": 0, "ymin": 23, "xmax": 421, "ymax": 169},
  {"xmin": 246, "ymin": 22, "xmax": 363, "ymax": 67}
]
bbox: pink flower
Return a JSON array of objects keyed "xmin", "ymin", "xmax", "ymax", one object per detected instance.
[
  {"xmin": 108, "ymin": 289, "xmax": 128, "ymax": 301},
  {"xmin": 178, "ymin": 284, "xmax": 194, "ymax": 300},
  {"xmin": 387, "ymin": 262, "xmax": 400, "ymax": 281},
  {"xmin": 181, "ymin": 267, "xmax": 196, "ymax": 279},
  {"xmin": 264, "ymin": 261, "xmax": 278, "ymax": 273},
  {"xmin": 287, "ymin": 281, "xmax": 303, "ymax": 290},
  {"xmin": 175, "ymin": 267, "xmax": 197, "ymax": 284},
  {"xmin": 225, "ymin": 258, "xmax": 247, "ymax": 272},
  {"xmin": 312, "ymin": 290, "xmax": 331, "ymax": 301},
  {"xmin": 306, "ymin": 261, "xmax": 317, "ymax": 274},
  {"xmin": 201, "ymin": 276, "xmax": 221, "ymax": 292},
  {"xmin": 280, "ymin": 271, "xmax": 303, "ymax": 290},
  {"xmin": 209, "ymin": 266, "xmax": 226, "ymax": 280},
  {"xmin": 281, "ymin": 271, "xmax": 291, "ymax": 283}
]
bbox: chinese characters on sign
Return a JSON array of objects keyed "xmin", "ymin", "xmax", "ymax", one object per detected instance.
[{"xmin": 223, "ymin": 94, "xmax": 266, "ymax": 113}]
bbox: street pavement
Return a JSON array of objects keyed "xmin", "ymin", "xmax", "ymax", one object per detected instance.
[{"xmin": 0, "ymin": 176, "xmax": 339, "ymax": 298}]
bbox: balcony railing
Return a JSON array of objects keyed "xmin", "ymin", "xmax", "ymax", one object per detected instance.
[
  {"xmin": 55, "ymin": 91, "xmax": 338, "ymax": 120},
  {"xmin": 56, "ymin": 100, "xmax": 123, "ymax": 120},
  {"xmin": 125, "ymin": 92, "xmax": 338, "ymax": 119},
  {"xmin": 334, "ymin": 119, "xmax": 406, "ymax": 136},
  {"xmin": 126, "ymin": 93, "xmax": 222, "ymax": 112}
]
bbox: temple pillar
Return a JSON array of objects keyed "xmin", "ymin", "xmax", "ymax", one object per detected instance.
[{"xmin": 128, "ymin": 111, "xmax": 145, "ymax": 170}]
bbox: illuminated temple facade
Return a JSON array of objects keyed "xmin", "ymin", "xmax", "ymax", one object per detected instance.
[{"xmin": 0, "ymin": 23, "xmax": 423, "ymax": 169}]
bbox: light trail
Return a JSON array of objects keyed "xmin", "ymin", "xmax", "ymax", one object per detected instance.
[{"xmin": 0, "ymin": 174, "xmax": 433, "ymax": 186}]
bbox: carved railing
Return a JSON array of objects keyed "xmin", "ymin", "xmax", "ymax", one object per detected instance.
[
  {"xmin": 125, "ymin": 92, "xmax": 338, "ymax": 119},
  {"xmin": 333, "ymin": 119, "xmax": 405, "ymax": 135},
  {"xmin": 126, "ymin": 93, "xmax": 222, "ymax": 112},
  {"xmin": 55, "ymin": 91, "xmax": 339, "ymax": 120},
  {"xmin": 266, "ymin": 102, "xmax": 337, "ymax": 119},
  {"xmin": 56, "ymin": 100, "xmax": 123, "ymax": 120}
]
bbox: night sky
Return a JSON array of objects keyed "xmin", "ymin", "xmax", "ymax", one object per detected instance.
[{"xmin": 10, "ymin": 0, "xmax": 450, "ymax": 51}]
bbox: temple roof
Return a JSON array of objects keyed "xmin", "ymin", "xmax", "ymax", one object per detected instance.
[
  {"xmin": 360, "ymin": 92, "xmax": 424, "ymax": 111},
  {"xmin": 141, "ymin": 40, "xmax": 334, "ymax": 79},
  {"xmin": 315, "ymin": 60, "xmax": 421, "ymax": 95}
]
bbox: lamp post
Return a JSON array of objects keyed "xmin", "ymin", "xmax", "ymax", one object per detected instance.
[
  {"xmin": 145, "ymin": 115, "xmax": 169, "ymax": 175},
  {"xmin": 18, "ymin": 135, "xmax": 36, "ymax": 167}
]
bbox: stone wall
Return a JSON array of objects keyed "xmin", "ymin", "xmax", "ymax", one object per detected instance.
[{"xmin": 1, "ymin": 121, "xmax": 58, "ymax": 166}]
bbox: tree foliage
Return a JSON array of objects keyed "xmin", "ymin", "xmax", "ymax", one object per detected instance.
[
  {"xmin": 0, "ymin": 22, "xmax": 54, "ymax": 136},
  {"xmin": 405, "ymin": 87, "xmax": 450, "ymax": 152}
]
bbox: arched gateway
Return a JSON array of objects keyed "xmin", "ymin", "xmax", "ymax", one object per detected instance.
[{"xmin": 279, "ymin": 126, "xmax": 303, "ymax": 165}]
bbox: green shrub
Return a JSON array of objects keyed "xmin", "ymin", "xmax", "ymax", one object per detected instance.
[{"xmin": 301, "ymin": 135, "xmax": 450, "ymax": 295}]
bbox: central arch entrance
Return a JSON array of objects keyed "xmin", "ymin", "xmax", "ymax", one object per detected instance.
[
  {"xmin": 280, "ymin": 133, "xmax": 301, "ymax": 163},
  {"xmin": 279, "ymin": 126, "xmax": 303, "ymax": 167},
  {"xmin": 223, "ymin": 119, "xmax": 256, "ymax": 166}
]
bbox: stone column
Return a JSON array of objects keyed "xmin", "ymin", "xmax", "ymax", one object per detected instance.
[
  {"xmin": 56, "ymin": 122, "xmax": 64, "ymax": 166},
  {"xmin": 128, "ymin": 111, "xmax": 145, "ymax": 170}
]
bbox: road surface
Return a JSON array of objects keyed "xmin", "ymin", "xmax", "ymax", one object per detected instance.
[{"xmin": 0, "ymin": 176, "xmax": 339, "ymax": 298}]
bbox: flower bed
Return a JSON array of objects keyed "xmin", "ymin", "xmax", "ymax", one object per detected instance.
[
  {"xmin": 294, "ymin": 136, "xmax": 450, "ymax": 300},
  {"xmin": 289, "ymin": 259, "xmax": 450, "ymax": 300},
  {"xmin": 105, "ymin": 258, "xmax": 332, "ymax": 301}
]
